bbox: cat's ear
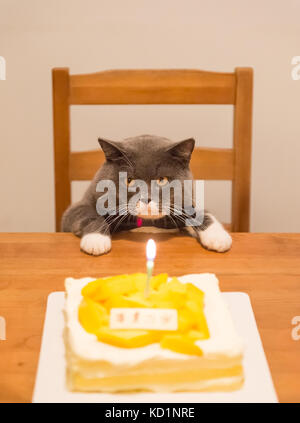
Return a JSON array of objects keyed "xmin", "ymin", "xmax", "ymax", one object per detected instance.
[
  {"xmin": 98, "ymin": 138, "xmax": 125, "ymax": 161},
  {"xmin": 166, "ymin": 138, "xmax": 195, "ymax": 162}
]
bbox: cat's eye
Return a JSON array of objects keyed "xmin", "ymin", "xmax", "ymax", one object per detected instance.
[
  {"xmin": 156, "ymin": 177, "xmax": 169, "ymax": 187},
  {"xmin": 125, "ymin": 177, "xmax": 136, "ymax": 187}
]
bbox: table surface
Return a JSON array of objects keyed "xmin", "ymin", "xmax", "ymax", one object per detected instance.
[{"xmin": 0, "ymin": 232, "xmax": 299, "ymax": 403}]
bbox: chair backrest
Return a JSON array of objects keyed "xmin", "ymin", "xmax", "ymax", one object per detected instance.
[{"xmin": 52, "ymin": 68, "xmax": 253, "ymax": 232}]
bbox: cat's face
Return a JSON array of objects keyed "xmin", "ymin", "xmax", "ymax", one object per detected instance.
[{"xmin": 98, "ymin": 135, "xmax": 195, "ymax": 220}]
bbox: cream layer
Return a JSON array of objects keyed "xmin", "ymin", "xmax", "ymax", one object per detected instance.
[{"xmin": 69, "ymin": 372, "xmax": 244, "ymax": 393}]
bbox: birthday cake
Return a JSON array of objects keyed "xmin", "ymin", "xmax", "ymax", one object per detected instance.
[{"xmin": 64, "ymin": 273, "xmax": 244, "ymax": 392}]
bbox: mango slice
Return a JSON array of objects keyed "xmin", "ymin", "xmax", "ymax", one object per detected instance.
[
  {"xmin": 151, "ymin": 273, "xmax": 169, "ymax": 290},
  {"xmin": 194, "ymin": 310, "xmax": 210, "ymax": 338},
  {"xmin": 96, "ymin": 327, "xmax": 158, "ymax": 348},
  {"xmin": 133, "ymin": 272, "xmax": 169, "ymax": 292},
  {"xmin": 126, "ymin": 292, "xmax": 152, "ymax": 307},
  {"xmin": 78, "ymin": 297, "xmax": 109, "ymax": 333},
  {"xmin": 160, "ymin": 334, "xmax": 203, "ymax": 356},
  {"xmin": 147, "ymin": 277, "xmax": 186, "ymax": 308},
  {"xmin": 105, "ymin": 293, "xmax": 151, "ymax": 309},
  {"xmin": 188, "ymin": 329, "xmax": 209, "ymax": 341},
  {"xmin": 81, "ymin": 275, "xmax": 127, "ymax": 299},
  {"xmin": 177, "ymin": 308, "xmax": 195, "ymax": 332},
  {"xmin": 186, "ymin": 283, "xmax": 204, "ymax": 305},
  {"xmin": 147, "ymin": 290, "xmax": 175, "ymax": 309},
  {"xmin": 82, "ymin": 275, "xmax": 136, "ymax": 302}
]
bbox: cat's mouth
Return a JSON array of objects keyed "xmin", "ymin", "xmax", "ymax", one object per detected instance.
[
  {"xmin": 136, "ymin": 213, "xmax": 166, "ymax": 220},
  {"xmin": 133, "ymin": 200, "xmax": 166, "ymax": 220}
]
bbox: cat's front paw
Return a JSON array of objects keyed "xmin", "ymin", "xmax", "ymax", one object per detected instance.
[
  {"xmin": 198, "ymin": 225, "xmax": 232, "ymax": 253},
  {"xmin": 80, "ymin": 233, "xmax": 111, "ymax": 256}
]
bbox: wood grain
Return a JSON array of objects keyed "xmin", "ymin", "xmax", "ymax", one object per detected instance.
[
  {"xmin": 52, "ymin": 68, "xmax": 71, "ymax": 231},
  {"xmin": 232, "ymin": 68, "xmax": 253, "ymax": 232},
  {"xmin": 0, "ymin": 233, "xmax": 299, "ymax": 402},
  {"xmin": 69, "ymin": 69, "xmax": 236, "ymax": 105}
]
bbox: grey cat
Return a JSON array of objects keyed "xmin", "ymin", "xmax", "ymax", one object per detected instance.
[{"xmin": 62, "ymin": 135, "xmax": 232, "ymax": 255}]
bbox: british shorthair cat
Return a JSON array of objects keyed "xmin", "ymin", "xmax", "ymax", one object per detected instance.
[{"xmin": 62, "ymin": 135, "xmax": 232, "ymax": 255}]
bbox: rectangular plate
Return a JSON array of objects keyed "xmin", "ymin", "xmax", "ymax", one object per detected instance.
[{"xmin": 32, "ymin": 292, "xmax": 278, "ymax": 403}]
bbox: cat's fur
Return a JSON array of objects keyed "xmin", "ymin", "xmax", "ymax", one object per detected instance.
[{"xmin": 62, "ymin": 135, "xmax": 232, "ymax": 255}]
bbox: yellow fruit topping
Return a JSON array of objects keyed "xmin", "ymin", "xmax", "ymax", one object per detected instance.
[
  {"xmin": 78, "ymin": 297, "xmax": 109, "ymax": 333},
  {"xmin": 186, "ymin": 283, "xmax": 204, "ymax": 305},
  {"xmin": 78, "ymin": 273, "xmax": 209, "ymax": 355},
  {"xmin": 177, "ymin": 308, "xmax": 195, "ymax": 332},
  {"xmin": 97, "ymin": 327, "xmax": 159, "ymax": 348},
  {"xmin": 160, "ymin": 334, "xmax": 203, "ymax": 356},
  {"xmin": 81, "ymin": 274, "xmax": 136, "ymax": 301},
  {"xmin": 105, "ymin": 293, "xmax": 151, "ymax": 309}
]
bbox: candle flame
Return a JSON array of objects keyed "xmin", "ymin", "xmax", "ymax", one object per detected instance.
[{"xmin": 146, "ymin": 239, "xmax": 156, "ymax": 261}]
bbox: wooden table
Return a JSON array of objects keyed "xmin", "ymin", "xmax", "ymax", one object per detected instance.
[{"xmin": 0, "ymin": 232, "xmax": 299, "ymax": 403}]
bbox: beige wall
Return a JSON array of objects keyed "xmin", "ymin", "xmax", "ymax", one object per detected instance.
[{"xmin": 0, "ymin": 0, "xmax": 299, "ymax": 232}]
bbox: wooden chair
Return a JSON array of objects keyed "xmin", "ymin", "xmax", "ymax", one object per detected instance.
[{"xmin": 52, "ymin": 68, "xmax": 253, "ymax": 232}]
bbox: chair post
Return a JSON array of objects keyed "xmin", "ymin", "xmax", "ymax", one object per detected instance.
[
  {"xmin": 232, "ymin": 67, "xmax": 253, "ymax": 232},
  {"xmin": 52, "ymin": 68, "xmax": 71, "ymax": 231}
]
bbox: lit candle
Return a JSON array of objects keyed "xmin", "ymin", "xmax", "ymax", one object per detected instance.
[{"xmin": 145, "ymin": 239, "xmax": 156, "ymax": 297}]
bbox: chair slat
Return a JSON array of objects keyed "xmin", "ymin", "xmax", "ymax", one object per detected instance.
[
  {"xmin": 69, "ymin": 69, "xmax": 236, "ymax": 105},
  {"xmin": 69, "ymin": 148, "xmax": 234, "ymax": 181}
]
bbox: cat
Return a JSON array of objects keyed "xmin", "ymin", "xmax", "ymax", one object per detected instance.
[{"xmin": 61, "ymin": 134, "xmax": 232, "ymax": 255}]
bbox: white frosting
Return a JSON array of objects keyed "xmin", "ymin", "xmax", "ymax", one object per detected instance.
[{"xmin": 64, "ymin": 274, "xmax": 244, "ymax": 365}]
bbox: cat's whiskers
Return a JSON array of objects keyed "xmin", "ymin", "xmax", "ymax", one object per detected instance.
[
  {"xmin": 161, "ymin": 205, "xmax": 182, "ymax": 230},
  {"xmin": 112, "ymin": 211, "xmax": 130, "ymax": 233},
  {"xmin": 100, "ymin": 204, "xmax": 130, "ymax": 235},
  {"xmin": 104, "ymin": 207, "xmax": 127, "ymax": 223},
  {"xmin": 164, "ymin": 204, "xmax": 200, "ymax": 235},
  {"xmin": 167, "ymin": 213, "xmax": 179, "ymax": 230}
]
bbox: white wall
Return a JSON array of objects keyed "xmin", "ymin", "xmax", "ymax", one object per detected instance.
[{"xmin": 0, "ymin": 0, "xmax": 299, "ymax": 232}]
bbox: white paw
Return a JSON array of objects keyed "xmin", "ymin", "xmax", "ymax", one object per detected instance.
[
  {"xmin": 80, "ymin": 233, "xmax": 111, "ymax": 256},
  {"xmin": 198, "ymin": 218, "xmax": 232, "ymax": 253}
]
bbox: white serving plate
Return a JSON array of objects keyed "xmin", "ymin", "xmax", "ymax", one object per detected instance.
[{"xmin": 32, "ymin": 292, "xmax": 278, "ymax": 403}]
